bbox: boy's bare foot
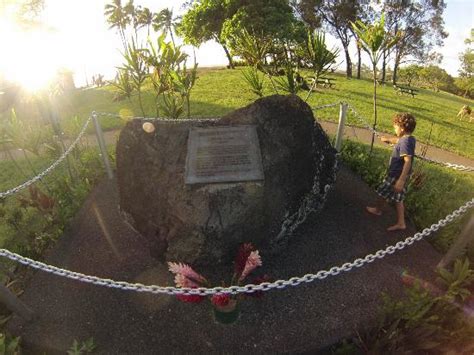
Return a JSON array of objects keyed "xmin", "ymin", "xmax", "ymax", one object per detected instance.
[
  {"xmin": 366, "ymin": 207, "xmax": 382, "ymax": 216},
  {"xmin": 387, "ymin": 224, "xmax": 406, "ymax": 231}
]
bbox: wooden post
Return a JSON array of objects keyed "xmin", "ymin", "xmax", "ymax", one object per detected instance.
[
  {"xmin": 0, "ymin": 284, "xmax": 34, "ymax": 321},
  {"xmin": 335, "ymin": 102, "xmax": 348, "ymax": 152},
  {"xmin": 438, "ymin": 214, "xmax": 474, "ymax": 269}
]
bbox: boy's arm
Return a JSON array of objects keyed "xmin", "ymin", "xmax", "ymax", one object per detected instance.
[
  {"xmin": 381, "ymin": 136, "xmax": 399, "ymax": 145},
  {"xmin": 394, "ymin": 156, "xmax": 412, "ymax": 192}
]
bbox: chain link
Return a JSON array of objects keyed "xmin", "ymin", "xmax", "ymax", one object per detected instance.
[
  {"xmin": 0, "ymin": 116, "xmax": 93, "ymax": 199},
  {"xmin": 346, "ymin": 104, "xmax": 474, "ymax": 172},
  {"xmin": 93, "ymin": 111, "xmax": 219, "ymax": 123},
  {"xmin": 0, "ymin": 198, "xmax": 471, "ymax": 296}
]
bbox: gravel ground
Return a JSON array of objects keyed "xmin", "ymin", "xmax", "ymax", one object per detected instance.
[{"xmin": 7, "ymin": 164, "xmax": 442, "ymax": 354}]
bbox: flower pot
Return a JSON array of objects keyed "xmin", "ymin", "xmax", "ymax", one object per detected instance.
[{"xmin": 213, "ymin": 299, "xmax": 239, "ymax": 324}]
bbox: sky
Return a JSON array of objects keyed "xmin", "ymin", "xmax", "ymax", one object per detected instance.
[{"xmin": 0, "ymin": 0, "xmax": 473, "ymax": 88}]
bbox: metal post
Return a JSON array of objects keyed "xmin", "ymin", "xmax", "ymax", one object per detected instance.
[
  {"xmin": 92, "ymin": 112, "xmax": 114, "ymax": 179},
  {"xmin": 0, "ymin": 284, "xmax": 34, "ymax": 321},
  {"xmin": 335, "ymin": 102, "xmax": 348, "ymax": 152}
]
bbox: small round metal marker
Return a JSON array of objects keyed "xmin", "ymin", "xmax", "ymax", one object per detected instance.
[{"xmin": 142, "ymin": 122, "xmax": 155, "ymax": 133}]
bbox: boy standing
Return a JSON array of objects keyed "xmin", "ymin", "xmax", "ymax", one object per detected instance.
[{"xmin": 366, "ymin": 113, "xmax": 417, "ymax": 231}]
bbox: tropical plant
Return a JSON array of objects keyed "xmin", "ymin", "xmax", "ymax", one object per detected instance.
[
  {"xmin": 351, "ymin": 13, "xmax": 399, "ymax": 154},
  {"xmin": 169, "ymin": 62, "xmax": 198, "ymax": 119},
  {"xmin": 274, "ymin": 65, "xmax": 301, "ymax": 95},
  {"xmin": 0, "ymin": 333, "xmax": 20, "ymax": 355},
  {"xmin": 104, "ymin": 0, "xmax": 130, "ymax": 51},
  {"xmin": 241, "ymin": 67, "xmax": 265, "ymax": 97},
  {"xmin": 120, "ymin": 39, "xmax": 148, "ymax": 116},
  {"xmin": 355, "ymin": 259, "xmax": 474, "ymax": 353},
  {"xmin": 111, "ymin": 69, "xmax": 134, "ymax": 102},
  {"xmin": 153, "ymin": 8, "xmax": 177, "ymax": 46},
  {"xmin": 303, "ymin": 30, "xmax": 339, "ymax": 101},
  {"xmin": 229, "ymin": 29, "xmax": 278, "ymax": 93},
  {"xmin": 67, "ymin": 337, "xmax": 96, "ymax": 355},
  {"xmin": 144, "ymin": 34, "xmax": 192, "ymax": 118}
]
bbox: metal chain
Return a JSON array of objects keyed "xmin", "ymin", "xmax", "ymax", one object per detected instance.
[
  {"xmin": 0, "ymin": 116, "xmax": 93, "ymax": 199},
  {"xmin": 0, "ymin": 197, "xmax": 471, "ymax": 296},
  {"xmin": 416, "ymin": 155, "xmax": 474, "ymax": 172},
  {"xmin": 346, "ymin": 104, "xmax": 474, "ymax": 172},
  {"xmin": 93, "ymin": 111, "xmax": 219, "ymax": 123}
]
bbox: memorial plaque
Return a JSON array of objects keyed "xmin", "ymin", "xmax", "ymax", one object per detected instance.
[{"xmin": 185, "ymin": 125, "xmax": 264, "ymax": 184}]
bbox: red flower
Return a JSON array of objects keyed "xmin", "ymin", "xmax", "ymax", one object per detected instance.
[
  {"xmin": 211, "ymin": 293, "xmax": 231, "ymax": 307},
  {"xmin": 176, "ymin": 293, "xmax": 205, "ymax": 303},
  {"xmin": 247, "ymin": 275, "xmax": 272, "ymax": 298},
  {"xmin": 234, "ymin": 243, "xmax": 255, "ymax": 278}
]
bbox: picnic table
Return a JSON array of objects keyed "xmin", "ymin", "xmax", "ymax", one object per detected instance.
[{"xmin": 393, "ymin": 84, "xmax": 418, "ymax": 98}]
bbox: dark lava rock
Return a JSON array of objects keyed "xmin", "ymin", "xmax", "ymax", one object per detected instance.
[{"xmin": 116, "ymin": 95, "xmax": 337, "ymax": 265}]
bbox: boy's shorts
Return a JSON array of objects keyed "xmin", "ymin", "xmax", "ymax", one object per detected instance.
[{"xmin": 376, "ymin": 176, "xmax": 408, "ymax": 203}]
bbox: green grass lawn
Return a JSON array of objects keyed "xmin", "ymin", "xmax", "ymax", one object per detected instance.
[{"xmin": 53, "ymin": 67, "xmax": 474, "ymax": 158}]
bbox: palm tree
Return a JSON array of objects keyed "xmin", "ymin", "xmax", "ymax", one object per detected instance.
[
  {"xmin": 137, "ymin": 7, "xmax": 154, "ymax": 37},
  {"xmin": 124, "ymin": 0, "xmax": 139, "ymax": 43},
  {"xmin": 153, "ymin": 8, "xmax": 176, "ymax": 46},
  {"xmin": 104, "ymin": 0, "xmax": 130, "ymax": 51},
  {"xmin": 351, "ymin": 14, "xmax": 399, "ymax": 154}
]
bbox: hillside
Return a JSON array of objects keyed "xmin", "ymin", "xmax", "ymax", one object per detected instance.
[{"xmin": 7, "ymin": 67, "xmax": 474, "ymax": 158}]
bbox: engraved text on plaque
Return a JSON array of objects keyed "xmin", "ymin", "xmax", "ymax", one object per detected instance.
[{"xmin": 185, "ymin": 126, "xmax": 264, "ymax": 184}]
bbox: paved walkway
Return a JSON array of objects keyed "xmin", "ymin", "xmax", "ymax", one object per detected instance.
[{"xmin": 8, "ymin": 165, "xmax": 442, "ymax": 353}]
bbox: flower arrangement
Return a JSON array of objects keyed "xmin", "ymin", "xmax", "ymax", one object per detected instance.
[{"xmin": 168, "ymin": 243, "xmax": 269, "ymax": 323}]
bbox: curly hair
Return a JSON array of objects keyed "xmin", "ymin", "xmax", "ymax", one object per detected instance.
[{"xmin": 393, "ymin": 112, "xmax": 416, "ymax": 133}]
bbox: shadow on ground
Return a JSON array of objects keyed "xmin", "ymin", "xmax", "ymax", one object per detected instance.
[{"xmin": 7, "ymin": 164, "xmax": 441, "ymax": 354}]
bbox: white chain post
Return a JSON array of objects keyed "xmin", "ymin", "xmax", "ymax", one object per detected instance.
[
  {"xmin": 335, "ymin": 102, "xmax": 348, "ymax": 152},
  {"xmin": 0, "ymin": 116, "xmax": 93, "ymax": 199},
  {"xmin": 92, "ymin": 112, "xmax": 114, "ymax": 179}
]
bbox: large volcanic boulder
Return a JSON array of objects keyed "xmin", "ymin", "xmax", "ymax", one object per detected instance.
[{"xmin": 116, "ymin": 95, "xmax": 337, "ymax": 265}]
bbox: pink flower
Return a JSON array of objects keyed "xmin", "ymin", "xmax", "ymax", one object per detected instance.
[
  {"xmin": 234, "ymin": 243, "xmax": 255, "ymax": 278},
  {"xmin": 239, "ymin": 250, "xmax": 262, "ymax": 282},
  {"xmin": 211, "ymin": 293, "xmax": 231, "ymax": 307},
  {"xmin": 168, "ymin": 262, "xmax": 207, "ymax": 284},
  {"xmin": 174, "ymin": 274, "xmax": 200, "ymax": 288}
]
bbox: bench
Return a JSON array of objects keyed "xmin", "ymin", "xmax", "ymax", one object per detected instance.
[{"xmin": 393, "ymin": 85, "xmax": 418, "ymax": 98}]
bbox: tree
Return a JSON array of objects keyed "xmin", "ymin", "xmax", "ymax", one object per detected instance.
[
  {"xmin": 398, "ymin": 64, "xmax": 423, "ymax": 87},
  {"xmin": 296, "ymin": 0, "xmax": 360, "ymax": 78},
  {"xmin": 104, "ymin": 0, "xmax": 131, "ymax": 51},
  {"xmin": 177, "ymin": 0, "xmax": 235, "ymax": 68},
  {"xmin": 290, "ymin": 0, "xmax": 321, "ymax": 30},
  {"xmin": 418, "ymin": 65, "xmax": 453, "ymax": 92},
  {"xmin": 383, "ymin": 0, "xmax": 447, "ymax": 85},
  {"xmin": 153, "ymin": 8, "xmax": 177, "ymax": 46},
  {"xmin": 352, "ymin": 13, "xmax": 399, "ymax": 154},
  {"xmin": 137, "ymin": 7, "xmax": 154, "ymax": 37},
  {"xmin": 221, "ymin": 0, "xmax": 303, "ymax": 72},
  {"xmin": 179, "ymin": 0, "xmax": 301, "ymax": 70},
  {"xmin": 455, "ymin": 29, "xmax": 474, "ymax": 98}
]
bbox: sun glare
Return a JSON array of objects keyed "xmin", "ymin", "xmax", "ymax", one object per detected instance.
[{"xmin": 0, "ymin": 18, "xmax": 63, "ymax": 92}]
